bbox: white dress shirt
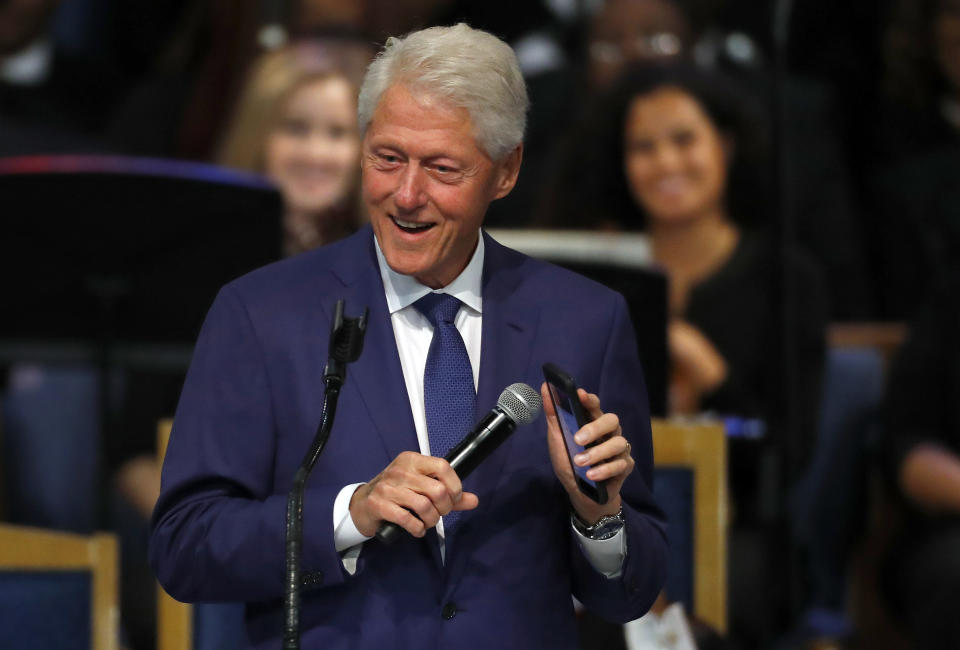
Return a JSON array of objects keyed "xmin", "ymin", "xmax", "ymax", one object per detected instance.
[{"xmin": 332, "ymin": 232, "xmax": 625, "ymax": 576}]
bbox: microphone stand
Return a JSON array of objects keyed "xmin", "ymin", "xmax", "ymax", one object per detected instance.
[{"xmin": 283, "ymin": 300, "xmax": 367, "ymax": 650}]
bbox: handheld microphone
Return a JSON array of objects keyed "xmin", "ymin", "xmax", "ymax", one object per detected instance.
[{"xmin": 375, "ymin": 382, "xmax": 542, "ymax": 544}]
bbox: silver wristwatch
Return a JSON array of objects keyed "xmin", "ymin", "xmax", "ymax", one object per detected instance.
[{"xmin": 571, "ymin": 507, "xmax": 625, "ymax": 540}]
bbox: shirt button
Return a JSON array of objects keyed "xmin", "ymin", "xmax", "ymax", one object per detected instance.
[{"xmin": 441, "ymin": 602, "xmax": 457, "ymax": 620}]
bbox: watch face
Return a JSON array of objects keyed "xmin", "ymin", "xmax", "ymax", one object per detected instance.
[
  {"xmin": 592, "ymin": 519, "xmax": 624, "ymax": 540},
  {"xmin": 572, "ymin": 508, "xmax": 625, "ymax": 539}
]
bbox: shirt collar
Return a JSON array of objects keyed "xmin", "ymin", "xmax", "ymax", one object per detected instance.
[{"xmin": 374, "ymin": 230, "xmax": 484, "ymax": 315}]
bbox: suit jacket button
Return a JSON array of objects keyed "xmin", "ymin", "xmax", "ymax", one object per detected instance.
[
  {"xmin": 301, "ymin": 571, "xmax": 323, "ymax": 587},
  {"xmin": 441, "ymin": 602, "xmax": 457, "ymax": 620}
]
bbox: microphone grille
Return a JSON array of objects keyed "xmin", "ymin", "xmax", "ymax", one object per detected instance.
[{"xmin": 498, "ymin": 383, "xmax": 542, "ymax": 426}]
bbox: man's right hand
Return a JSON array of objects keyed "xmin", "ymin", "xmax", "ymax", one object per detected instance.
[{"xmin": 349, "ymin": 451, "xmax": 479, "ymax": 537}]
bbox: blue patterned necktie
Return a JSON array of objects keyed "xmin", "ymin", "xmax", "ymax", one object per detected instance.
[{"xmin": 414, "ymin": 292, "xmax": 476, "ymax": 537}]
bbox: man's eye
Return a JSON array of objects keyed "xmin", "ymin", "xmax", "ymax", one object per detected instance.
[
  {"xmin": 431, "ymin": 163, "xmax": 464, "ymax": 178},
  {"xmin": 629, "ymin": 140, "xmax": 654, "ymax": 154}
]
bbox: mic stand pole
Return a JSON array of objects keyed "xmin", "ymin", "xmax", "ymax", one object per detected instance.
[{"xmin": 282, "ymin": 300, "xmax": 367, "ymax": 650}]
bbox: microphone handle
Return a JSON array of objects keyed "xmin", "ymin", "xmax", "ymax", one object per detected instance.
[{"xmin": 375, "ymin": 409, "xmax": 517, "ymax": 544}]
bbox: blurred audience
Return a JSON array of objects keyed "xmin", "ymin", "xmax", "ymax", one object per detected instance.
[
  {"xmin": 542, "ymin": 63, "xmax": 825, "ymax": 436},
  {"xmin": 878, "ymin": 0, "xmax": 960, "ymax": 162},
  {"xmin": 586, "ymin": 0, "xmax": 692, "ymax": 89},
  {"xmin": 217, "ymin": 39, "xmax": 372, "ymax": 255},
  {"xmin": 107, "ymin": 0, "xmax": 276, "ymax": 160},
  {"xmin": 490, "ymin": 0, "xmax": 697, "ymax": 229},
  {"xmin": 0, "ymin": 0, "xmax": 122, "ymax": 155},
  {"xmin": 498, "ymin": 0, "xmax": 870, "ymax": 320},
  {"xmin": 880, "ymin": 270, "xmax": 960, "ymax": 649},
  {"xmin": 108, "ymin": 0, "xmax": 448, "ymax": 162},
  {"xmin": 870, "ymin": 0, "xmax": 960, "ymax": 319}
]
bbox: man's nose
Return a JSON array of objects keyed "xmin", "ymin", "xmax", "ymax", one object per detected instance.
[{"xmin": 394, "ymin": 165, "xmax": 427, "ymax": 212}]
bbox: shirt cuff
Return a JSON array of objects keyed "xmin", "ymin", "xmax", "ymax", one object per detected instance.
[
  {"xmin": 571, "ymin": 520, "xmax": 627, "ymax": 579},
  {"xmin": 333, "ymin": 483, "xmax": 373, "ymax": 553}
]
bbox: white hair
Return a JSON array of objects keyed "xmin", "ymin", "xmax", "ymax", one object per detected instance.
[{"xmin": 357, "ymin": 23, "xmax": 529, "ymax": 161}]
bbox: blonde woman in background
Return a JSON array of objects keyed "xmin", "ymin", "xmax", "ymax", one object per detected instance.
[{"xmin": 219, "ymin": 37, "xmax": 373, "ymax": 256}]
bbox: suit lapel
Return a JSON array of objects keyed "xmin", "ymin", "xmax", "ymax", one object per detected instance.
[{"xmin": 323, "ymin": 229, "xmax": 420, "ymax": 464}]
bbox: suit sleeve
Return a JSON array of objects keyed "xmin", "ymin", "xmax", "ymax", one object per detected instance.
[
  {"xmin": 569, "ymin": 293, "xmax": 669, "ymax": 622},
  {"xmin": 149, "ymin": 285, "xmax": 352, "ymax": 602}
]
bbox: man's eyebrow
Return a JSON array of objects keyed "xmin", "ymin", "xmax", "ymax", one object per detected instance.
[
  {"xmin": 373, "ymin": 146, "xmax": 468, "ymax": 164},
  {"xmin": 367, "ymin": 138, "xmax": 401, "ymax": 149},
  {"xmin": 423, "ymin": 153, "xmax": 466, "ymax": 164}
]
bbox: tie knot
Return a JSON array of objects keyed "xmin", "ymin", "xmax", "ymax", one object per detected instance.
[{"xmin": 414, "ymin": 292, "xmax": 462, "ymax": 327}]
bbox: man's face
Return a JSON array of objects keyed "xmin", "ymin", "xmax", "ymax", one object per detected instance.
[
  {"xmin": 362, "ymin": 84, "xmax": 521, "ymax": 288},
  {"xmin": 588, "ymin": 0, "xmax": 690, "ymax": 89}
]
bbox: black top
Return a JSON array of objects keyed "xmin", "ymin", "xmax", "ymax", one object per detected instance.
[
  {"xmin": 870, "ymin": 146, "xmax": 960, "ymax": 320},
  {"xmin": 882, "ymin": 273, "xmax": 960, "ymax": 530},
  {"xmin": 0, "ymin": 47, "xmax": 122, "ymax": 156},
  {"xmin": 685, "ymin": 232, "xmax": 827, "ymax": 488}
]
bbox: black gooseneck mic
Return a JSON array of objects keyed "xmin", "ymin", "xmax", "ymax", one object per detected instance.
[
  {"xmin": 284, "ymin": 300, "xmax": 368, "ymax": 650},
  {"xmin": 375, "ymin": 382, "xmax": 543, "ymax": 545}
]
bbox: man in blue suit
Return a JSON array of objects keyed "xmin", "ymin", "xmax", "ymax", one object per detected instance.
[{"xmin": 151, "ymin": 23, "xmax": 667, "ymax": 649}]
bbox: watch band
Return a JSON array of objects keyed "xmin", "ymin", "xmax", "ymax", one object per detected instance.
[{"xmin": 571, "ymin": 506, "xmax": 625, "ymax": 540}]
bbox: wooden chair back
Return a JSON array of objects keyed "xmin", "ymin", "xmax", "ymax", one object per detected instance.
[
  {"xmin": 652, "ymin": 418, "xmax": 728, "ymax": 634},
  {"xmin": 156, "ymin": 418, "xmax": 193, "ymax": 650},
  {"xmin": 0, "ymin": 524, "xmax": 119, "ymax": 650}
]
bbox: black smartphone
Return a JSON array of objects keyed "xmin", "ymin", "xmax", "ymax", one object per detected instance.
[{"xmin": 542, "ymin": 363, "xmax": 608, "ymax": 504}]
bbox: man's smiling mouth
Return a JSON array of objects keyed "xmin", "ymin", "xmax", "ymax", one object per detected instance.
[{"xmin": 391, "ymin": 216, "xmax": 436, "ymax": 233}]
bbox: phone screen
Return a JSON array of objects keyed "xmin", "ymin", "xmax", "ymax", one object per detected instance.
[{"xmin": 548, "ymin": 382, "xmax": 597, "ymax": 487}]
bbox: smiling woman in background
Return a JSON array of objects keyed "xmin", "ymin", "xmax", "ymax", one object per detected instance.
[
  {"xmin": 555, "ymin": 64, "xmax": 826, "ymax": 430},
  {"xmin": 218, "ymin": 37, "xmax": 373, "ymax": 256}
]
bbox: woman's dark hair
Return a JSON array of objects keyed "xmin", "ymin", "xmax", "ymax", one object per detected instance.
[
  {"xmin": 883, "ymin": 0, "xmax": 960, "ymax": 109},
  {"xmin": 540, "ymin": 62, "xmax": 770, "ymax": 231}
]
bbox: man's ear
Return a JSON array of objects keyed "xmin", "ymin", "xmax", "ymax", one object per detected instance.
[{"xmin": 492, "ymin": 144, "xmax": 524, "ymax": 200}]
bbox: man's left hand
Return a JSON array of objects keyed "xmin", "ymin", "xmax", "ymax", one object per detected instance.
[{"xmin": 540, "ymin": 383, "xmax": 635, "ymax": 525}]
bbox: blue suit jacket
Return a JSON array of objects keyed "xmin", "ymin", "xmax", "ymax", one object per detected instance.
[{"xmin": 150, "ymin": 227, "xmax": 667, "ymax": 649}]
